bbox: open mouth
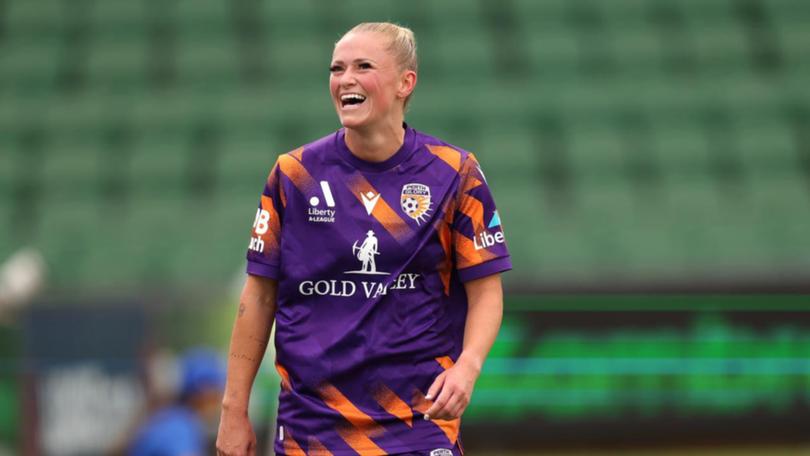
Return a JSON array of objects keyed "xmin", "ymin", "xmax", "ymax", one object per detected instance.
[{"xmin": 340, "ymin": 93, "xmax": 367, "ymax": 108}]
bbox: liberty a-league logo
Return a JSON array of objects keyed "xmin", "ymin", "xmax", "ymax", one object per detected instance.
[
  {"xmin": 345, "ymin": 230, "xmax": 389, "ymax": 275},
  {"xmin": 401, "ymin": 183, "xmax": 432, "ymax": 225},
  {"xmin": 308, "ymin": 180, "xmax": 336, "ymax": 223}
]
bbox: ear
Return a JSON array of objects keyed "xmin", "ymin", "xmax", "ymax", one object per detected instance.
[{"xmin": 397, "ymin": 70, "xmax": 417, "ymax": 100}]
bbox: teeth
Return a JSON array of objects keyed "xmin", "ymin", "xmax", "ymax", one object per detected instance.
[{"xmin": 341, "ymin": 94, "xmax": 366, "ymax": 102}]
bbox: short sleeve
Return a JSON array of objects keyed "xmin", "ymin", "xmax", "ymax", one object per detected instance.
[
  {"xmin": 452, "ymin": 154, "xmax": 512, "ymax": 282},
  {"xmin": 246, "ymin": 158, "xmax": 285, "ymax": 279}
]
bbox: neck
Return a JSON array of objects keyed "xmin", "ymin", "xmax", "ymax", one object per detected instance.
[{"xmin": 344, "ymin": 115, "xmax": 406, "ymax": 163}]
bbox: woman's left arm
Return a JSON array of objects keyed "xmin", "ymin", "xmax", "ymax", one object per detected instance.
[{"xmin": 424, "ymin": 273, "xmax": 504, "ymax": 421}]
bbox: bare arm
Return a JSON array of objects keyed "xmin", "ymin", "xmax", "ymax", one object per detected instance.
[
  {"xmin": 425, "ymin": 273, "xmax": 504, "ymax": 420},
  {"xmin": 217, "ymin": 274, "xmax": 278, "ymax": 456}
]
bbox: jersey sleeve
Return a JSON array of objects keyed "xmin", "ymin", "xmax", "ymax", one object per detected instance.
[
  {"xmin": 245, "ymin": 158, "xmax": 285, "ymax": 279},
  {"xmin": 452, "ymin": 154, "xmax": 512, "ymax": 282}
]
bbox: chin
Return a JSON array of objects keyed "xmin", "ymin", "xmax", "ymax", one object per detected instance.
[{"xmin": 337, "ymin": 113, "xmax": 371, "ymax": 130}]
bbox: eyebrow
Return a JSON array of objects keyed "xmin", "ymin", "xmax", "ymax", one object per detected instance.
[{"xmin": 330, "ymin": 58, "xmax": 376, "ymax": 65}]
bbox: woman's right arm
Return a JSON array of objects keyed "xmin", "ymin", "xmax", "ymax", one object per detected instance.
[{"xmin": 216, "ymin": 273, "xmax": 278, "ymax": 456}]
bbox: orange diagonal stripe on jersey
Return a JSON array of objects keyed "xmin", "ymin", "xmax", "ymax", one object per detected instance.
[
  {"xmin": 371, "ymin": 201, "xmax": 411, "ymax": 244},
  {"xmin": 259, "ymin": 195, "xmax": 280, "ymax": 251},
  {"xmin": 427, "ymin": 145, "xmax": 462, "ymax": 172},
  {"xmin": 346, "ymin": 174, "xmax": 411, "ymax": 244},
  {"xmin": 458, "ymin": 191, "xmax": 486, "ymax": 234},
  {"xmin": 279, "ymin": 180, "xmax": 287, "ymax": 208},
  {"xmin": 436, "ymin": 356, "xmax": 455, "ymax": 370},
  {"xmin": 290, "ymin": 147, "xmax": 304, "ymax": 162},
  {"xmin": 435, "ymin": 418, "xmax": 461, "ymax": 445},
  {"xmin": 283, "ymin": 433, "xmax": 306, "ymax": 456},
  {"xmin": 319, "ymin": 384, "xmax": 382, "ymax": 434},
  {"xmin": 307, "ymin": 436, "xmax": 334, "ymax": 456},
  {"xmin": 373, "ymin": 384, "xmax": 414, "ymax": 428},
  {"xmin": 455, "ymin": 233, "xmax": 497, "ymax": 269},
  {"xmin": 278, "ymin": 152, "xmax": 319, "ymax": 197},
  {"xmin": 335, "ymin": 425, "xmax": 387, "ymax": 456},
  {"xmin": 275, "ymin": 361, "xmax": 292, "ymax": 391},
  {"xmin": 437, "ymin": 222, "xmax": 453, "ymax": 296},
  {"xmin": 267, "ymin": 163, "xmax": 288, "ymax": 208},
  {"xmin": 462, "ymin": 175, "xmax": 483, "ymax": 195},
  {"xmin": 412, "ymin": 389, "xmax": 461, "ymax": 444},
  {"xmin": 412, "ymin": 388, "xmax": 430, "ymax": 415}
]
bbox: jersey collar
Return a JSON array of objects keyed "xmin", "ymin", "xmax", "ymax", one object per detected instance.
[{"xmin": 336, "ymin": 123, "xmax": 416, "ymax": 172}]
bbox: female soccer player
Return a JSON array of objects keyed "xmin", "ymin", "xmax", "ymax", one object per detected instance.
[{"xmin": 217, "ymin": 22, "xmax": 511, "ymax": 456}]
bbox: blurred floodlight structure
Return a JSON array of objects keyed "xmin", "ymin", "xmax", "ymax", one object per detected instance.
[{"xmin": 0, "ymin": 248, "xmax": 45, "ymax": 312}]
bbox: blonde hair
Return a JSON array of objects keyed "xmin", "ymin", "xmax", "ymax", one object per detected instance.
[{"xmin": 338, "ymin": 22, "xmax": 418, "ymax": 108}]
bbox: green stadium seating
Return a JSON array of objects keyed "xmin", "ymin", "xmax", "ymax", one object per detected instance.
[
  {"xmin": 0, "ymin": 0, "xmax": 808, "ymax": 289},
  {"xmin": 128, "ymin": 130, "xmax": 192, "ymax": 199},
  {"xmin": 38, "ymin": 134, "xmax": 104, "ymax": 198},
  {"xmin": 4, "ymin": 0, "xmax": 63, "ymax": 35}
]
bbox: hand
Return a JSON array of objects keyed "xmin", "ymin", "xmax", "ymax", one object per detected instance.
[
  {"xmin": 423, "ymin": 356, "xmax": 481, "ymax": 421},
  {"xmin": 216, "ymin": 408, "xmax": 257, "ymax": 456}
]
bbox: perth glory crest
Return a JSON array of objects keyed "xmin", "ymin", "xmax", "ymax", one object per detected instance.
[{"xmin": 400, "ymin": 183, "xmax": 432, "ymax": 225}]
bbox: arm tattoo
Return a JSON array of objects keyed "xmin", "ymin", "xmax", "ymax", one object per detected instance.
[
  {"xmin": 238, "ymin": 302, "xmax": 246, "ymax": 318},
  {"xmin": 230, "ymin": 352, "xmax": 258, "ymax": 363}
]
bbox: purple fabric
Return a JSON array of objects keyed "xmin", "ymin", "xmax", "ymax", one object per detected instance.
[
  {"xmin": 245, "ymin": 124, "xmax": 510, "ymax": 455},
  {"xmin": 458, "ymin": 256, "xmax": 514, "ymax": 283},
  {"xmin": 246, "ymin": 260, "xmax": 279, "ymax": 281}
]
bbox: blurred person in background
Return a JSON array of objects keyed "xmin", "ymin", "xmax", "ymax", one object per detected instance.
[
  {"xmin": 127, "ymin": 348, "xmax": 226, "ymax": 456},
  {"xmin": 217, "ymin": 22, "xmax": 510, "ymax": 456}
]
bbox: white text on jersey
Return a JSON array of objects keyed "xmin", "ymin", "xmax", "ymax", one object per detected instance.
[
  {"xmin": 473, "ymin": 230, "xmax": 505, "ymax": 250},
  {"xmin": 298, "ymin": 273, "xmax": 421, "ymax": 299}
]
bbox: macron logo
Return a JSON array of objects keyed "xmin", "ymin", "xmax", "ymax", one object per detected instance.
[{"xmin": 361, "ymin": 191, "xmax": 381, "ymax": 215}]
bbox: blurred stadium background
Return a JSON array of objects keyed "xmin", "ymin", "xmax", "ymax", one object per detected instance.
[{"xmin": 1, "ymin": 0, "xmax": 810, "ymax": 454}]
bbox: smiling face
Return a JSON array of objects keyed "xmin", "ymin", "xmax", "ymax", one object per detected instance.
[{"xmin": 329, "ymin": 31, "xmax": 416, "ymax": 131}]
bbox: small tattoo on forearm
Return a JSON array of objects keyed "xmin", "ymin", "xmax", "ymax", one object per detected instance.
[
  {"xmin": 238, "ymin": 303, "xmax": 246, "ymax": 317},
  {"xmin": 230, "ymin": 352, "xmax": 257, "ymax": 363}
]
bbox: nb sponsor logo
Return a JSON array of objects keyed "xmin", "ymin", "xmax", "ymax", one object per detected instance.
[
  {"xmin": 250, "ymin": 208, "xmax": 271, "ymax": 253},
  {"xmin": 253, "ymin": 208, "xmax": 270, "ymax": 235},
  {"xmin": 248, "ymin": 236, "xmax": 265, "ymax": 253}
]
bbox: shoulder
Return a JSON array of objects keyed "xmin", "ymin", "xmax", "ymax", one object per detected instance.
[
  {"xmin": 277, "ymin": 130, "xmax": 340, "ymax": 163},
  {"xmin": 412, "ymin": 127, "xmax": 479, "ymax": 173}
]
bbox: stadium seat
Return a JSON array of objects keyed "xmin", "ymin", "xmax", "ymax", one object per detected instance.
[
  {"xmin": 38, "ymin": 135, "xmax": 104, "ymax": 198},
  {"xmin": 1, "ymin": 0, "xmax": 808, "ymax": 289}
]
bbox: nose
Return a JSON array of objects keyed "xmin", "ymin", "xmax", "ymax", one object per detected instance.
[{"xmin": 337, "ymin": 68, "xmax": 358, "ymax": 88}]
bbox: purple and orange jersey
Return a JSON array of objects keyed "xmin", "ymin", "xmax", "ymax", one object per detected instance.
[{"xmin": 246, "ymin": 124, "xmax": 511, "ymax": 455}]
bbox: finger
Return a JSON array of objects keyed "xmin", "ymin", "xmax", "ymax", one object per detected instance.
[
  {"xmin": 425, "ymin": 371, "xmax": 446, "ymax": 401},
  {"xmin": 435, "ymin": 390, "xmax": 461, "ymax": 420},
  {"xmin": 425, "ymin": 387, "xmax": 455, "ymax": 420},
  {"xmin": 436, "ymin": 394, "xmax": 459, "ymax": 420},
  {"xmin": 447, "ymin": 394, "xmax": 468, "ymax": 420}
]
